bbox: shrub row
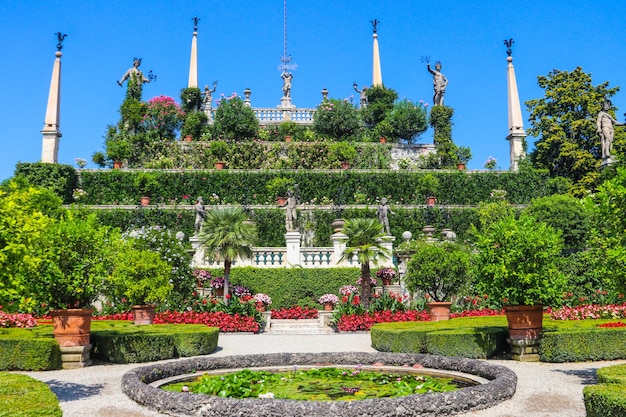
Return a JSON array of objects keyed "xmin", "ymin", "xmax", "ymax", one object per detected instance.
[
  {"xmin": 0, "ymin": 327, "xmax": 62, "ymax": 371},
  {"xmin": 0, "ymin": 372, "xmax": 62, "ymax": 416},
  {"xmin": 90, "ymin": 321, "xmax": 219, "ymax": 363},
  {"xmin": 583, "ymin": 364, "xmax": 626, "ymax": 417},
  {"xmin": 91, "ymin": 206, "xmax": 480, "ymax": 247},
  {"xmin": 78, "ymin": 169, "xmax": 551, "ymax": 206},
  {"xmin": 539, "ymin": 327, "xmax": 626, "ymax": 362},
  {"xmin": 13, "ymin": 162, "xmax": 78, "ymax": 204}
]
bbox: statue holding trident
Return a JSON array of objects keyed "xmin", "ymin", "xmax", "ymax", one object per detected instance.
[
  {"xmin": 597, "ymin": 99, "xmax": 625, "ymax": 164},
  {"xmin": 201, "ymin": 81, "xmax": 218, "ymax": 111},
  {"xmin": 423, "ymin": 56, "xmax": 448, "ymax": 106},
  {"xmin": 353, "ymin": 82, "xmax": 368, "ymax": 108},
  {"xmin": 117, "ymin": 57, "xmax": 156, "ymax": 100}
]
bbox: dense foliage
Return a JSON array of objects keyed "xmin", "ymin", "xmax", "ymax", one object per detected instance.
[
  {"xmin": 313, "ymin": 99, "xmax": 361, "ymax": 140},
  {"xmin": 212, "ymin": 95, "xmax": 259, "ymax": 141},
  {"xmin": 13, "ymin": 162, "xmax": 78, "ymax": 204}
]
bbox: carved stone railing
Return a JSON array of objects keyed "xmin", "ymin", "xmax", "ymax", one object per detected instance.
[
  {"xmin": 300, "ymin": 247, "xmax": 333, "ymax": 267},
  {"xmin": 205, "ymin": 108, "xmax": 316, "ymax": 126}
]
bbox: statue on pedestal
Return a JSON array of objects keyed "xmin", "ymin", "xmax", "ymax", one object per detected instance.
[
  {"xmin": 376, "ymin": 197, "xmax": 394, "ymax": 235},
  {"xmin": 194, "ymin": 196, "xmax": 206, "ymax": 235},
  {"xmin": 353, "ymin": 82, "xmax": 368, "ymax": 108},
  {"xmin": 118, "ymin": 58, "xmax": 153, "ymax": 100},
  {"xmin": 281, "ymin": 188, "xmax": 298, "ymax": 232},
  {"xmin": 281, "ymin": 71, "xmax": 293, "ymax": 98},
  {"xmin": 426, "ymin": 59, "xmax": 448, "ymax": 106},
  {"xmin": 202, "ymin": 81, "xmax": 218, "ymax": 111},
  {"xmin": 597, "ymin": 99, "xmax": 624, "ymax": 163}
]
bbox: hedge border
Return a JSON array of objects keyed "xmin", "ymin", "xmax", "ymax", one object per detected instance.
[{"xmin": 583, "ymin": 364, "xmax": 626, "ymax": 417}]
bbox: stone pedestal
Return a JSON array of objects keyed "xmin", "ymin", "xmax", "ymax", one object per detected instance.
[
  {"xmin": 378, "ymin": 235, "xmax": 396, "ymax": 266},
  {"xmin": 59, "ymin": 345, "xmax": 92, "ymax": 369},
  {"xmin": 285, "ymin": 232, "xmax": 301, "ymax": 266},
  {"xmin": 261, "ymin": 311, "xmax": 271, "ymax": 332},
  {"xmin": 189, "ymin": 236, "xmax": 205, "ymax": 268},
  {"xmin": 318, "ymin": 311, "xmax": 334, "ymax": 328},
  {"xmin": 508, "ymin": 338, "xmax": 540, "ymax": 362},
  {"xmin": 331, "ymin": 232, "xmax": 347, "ymax": 265}
]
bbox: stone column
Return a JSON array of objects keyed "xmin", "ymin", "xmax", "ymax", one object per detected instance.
[
  {"xmin": 188, "ymin": 31, "xmax": 198, "ymax": 88},
  {"xmin": 41, "ymin": 50, "xmax": 63, "ymax": 163},
  {"xmin": 331, "ymin": 232, "xmax": 347, "ymax": 266},
  {"xmin": 378, "ymin": 236, "xmax": 395, "ymax": 267},
  {"xmin": 506, "ymin": 55, "xmax": 526, "ymax": 171},
  {"xmin": 189, "ymin": 236, "xmax": 205, "ymax": 268},
  {"xmin": 285, "ymin": 231, "xmax": 301, "ymax": 266},
  {"xmin": 372, "ymin": 33, "xmax": 383, "ymax": 87}
]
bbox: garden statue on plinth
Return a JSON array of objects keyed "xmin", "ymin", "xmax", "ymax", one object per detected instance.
[
  {"xmin": 377, "ymin": 197, "xmax": 394, "ymax": 235},
  {"xmin": 353, "ymin": 82, "xmax": 368, "ymax": 108},
  {"xmin": 597, "ymin": 99, "xmax": 624, "ymax": 165},
  {"xmin": 425, "ymin": 58, "xmax": 448, "ymax": 106},
  {"xmin": 279, "ymin": 71, "xmax": 295, "ymax": 109},
  {"xmin": 194, "ymin": 196, "xmax": 206, "ymax": 235},
  {"xmin": 283, "ymin": 189, "xmax": 298, "ymax": 232},
  {"xmin": 117, "ymin": 58, "xmax": 155, "ymax": 100},
  {"xmin": 201, "ymin": 81, "xmax": 218, "ymax": 111}
]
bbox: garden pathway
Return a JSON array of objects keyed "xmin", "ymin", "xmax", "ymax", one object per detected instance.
[{"xmin": 21, "ymin": 333, "xmax": 626, "ymax": 417}]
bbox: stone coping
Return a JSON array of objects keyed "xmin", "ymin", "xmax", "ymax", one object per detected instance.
[{"xmin": 121, "ymin": 352, "xmax": 517, "ymax": 417}]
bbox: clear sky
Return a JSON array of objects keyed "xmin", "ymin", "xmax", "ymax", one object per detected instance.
[{"xmin": 1, "ymin": 0, "xmax": 625, "ymax": 181}]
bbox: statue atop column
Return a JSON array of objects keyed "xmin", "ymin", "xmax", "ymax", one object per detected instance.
[
  {"xmin": 353, "ymin": 82, "xmax": 368, "ymax": 108},
  {"xmin": 194, "ymin": 196, "xmax": 206, "ymax": 235},
  {"xmin": 597, "ymin": 99, "xmax": 624, "ymax": 164},
  {"xmin": 281, "ymin": 71, "xmax": 293, "ymax": 98},
  {"xmin": 426, "ymin": 59, "xmax": 448, "ymax": 106},
  {"xmin": 376, "ymin": 197, "xmax": 394, "ymax": 235},
  {"xmin": 117, "ymin": 58, "xmax": 154, "ymax": 100},
  {"xmin": 201, "ymin": 81, "xmax": 218, "ymax": 111}
]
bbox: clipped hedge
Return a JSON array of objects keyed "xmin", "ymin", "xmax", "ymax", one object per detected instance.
[
  {"xmin": 14, "ymin": 162, "xmax": 78, "ymax": 204},
  {"xmin": 584, "ymin": 364, "xmax": 626, "ymax": 417},
  {"xmin": 0, "ymin": 328, "xmax": 62, "ymax": 371},
  {"xmin": 209, "ymin": 266, "xmax": 361, "ymax": 309},
  {"xmin": 0, "ymin": 372, "xmax": 62, "ymax": 416},
  {"xmin": 540, "ymin": 327, "xmax": 626, "ymax": 362},
  {"xmin": 78, "ymin": 169, "xmax": 551, "ymax": 206},
  {"xmin": 371, "ymin": 317, "xmax": 508, "ymax": 359},
  {"xmin": 91, "ymin": 206, "xmax": 479, "ymax": 247},
  {"xmin": 90, "ymin": 321, "xmax": 219, "ymax": 363}
]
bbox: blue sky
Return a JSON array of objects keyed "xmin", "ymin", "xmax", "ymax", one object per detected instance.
[{"xmin": 1, "ymin": 0, "xmax": 625, "ymax": 181}]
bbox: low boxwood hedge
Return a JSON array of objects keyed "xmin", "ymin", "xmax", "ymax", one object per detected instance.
[
  {"xmin": 0, "ymin": 372, "xmax": 62, "ymax": 416},
  {"xmin": 0, "ymin": 328, "xmax": 62, "ymax": 371},
  {"xmin": 90, "ymin": 321, "xmax": 219, "ymax": 363},
  {"xmin": 584, "ymin": 364, "xmax": 626, "ymax": 417}
]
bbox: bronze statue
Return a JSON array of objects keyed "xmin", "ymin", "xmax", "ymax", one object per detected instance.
[
  {"xmin": 118, "ymin": 58, "xmax": 151, "ymax": 100},
  {"xmin": 597, "ymin": 100, "xmax": 624, "ymax": 162},
  {"xmin": 202, "ymin": 81, "xmax": 218, "ymax": 110},
  {"xmin": 55, "ymin": 32, "xmax": 67, "ymax": 51},
  {"xmin": 353, "ymin": 82, "xmax": 368, "ymax": 108},
  {"xmin": 427, "ymin": 60, "xmax": 448, "ymax": 106}
]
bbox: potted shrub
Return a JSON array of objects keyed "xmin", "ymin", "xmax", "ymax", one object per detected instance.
[
  {"xmin": 376, "ymin": 267, "xmax": 397, "ymax": 286},
  {"xmin": 318, "ymin": 294, "xmax": 340, "ymax": 311},
  {"xmin": 405, "ymin": 239, "xmax": 473, "ymax": 321},
  {"xmin": 105, "ymin": 137, "xmax": 131, "ymax": 168},
  {"xmin": 265, "ymin": 177, "xmax": 295, "ymax": 205},
  {"xmin": 474, "ymin": 215, "xmax": 566, "ymax": 340},
  {"xmin": 329, "ymin": 142, "xmax": 357, "ymax": 169},
  {"xmin": 133, "ymin": 171, "xmax": 159, "ymax": 206},
  {"xmin": 209, "ymin": 140, "xmax": 229, "ymax": 169},
  {"xmin": 181, "ymin": 111, "xmax": 208, "ymax": 141},
  {"xmin": 109, "ymin": 245, "xmax": 173, "ymax": 325},
  {"xmin": 252, "ymin": 293, "xmax": 272, "ymax": 312},
  {"xmin": 455, "ymin": 146, "xmax": 472, "ymax": 169},
  {"xmin": 209, "ymin": 276, "xmax": 226, "ymax": 297},
  {"xmin": 419, "ymin": 173, "xmax": 440, "ymax": 206},
  {"xmin": 26, "ymin": 213, "xmax": 118, "ymax": 346}
]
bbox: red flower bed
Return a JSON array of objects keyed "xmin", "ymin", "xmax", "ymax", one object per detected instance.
[
  {"xmin": 450, "ymin": 308, "xmax": 504, "ymax": 318},
  {"xmin": 336, "ymin": 310, "xmax": 431, "ymax": 331},
  {"xmin": 93, "ymin": 312, "xmax": 133, "ymax": 321},
  {"xmin": 153, "ymin": 311, "xmax": 259, "ymax": 332},
  {"xmin": 598, "ymin": 321, "xmax": 626, "ymax": 328},
  {"xmin": 271, "ymin": 306, "xmax": 318, "ymax": 319}
]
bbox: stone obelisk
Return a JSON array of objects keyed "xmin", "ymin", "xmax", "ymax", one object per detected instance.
[
  {"xmin": 41, "ymin": 34, "xmax": 65, "ymax": 163},
  {"xmin": 188, "ymin": 17, "xmax": 199, "ymax": 88},
  {"xmin": 371, "ymin": 19, "xmax": 383, "ymax": 87},
  {"xmin": 505, "ymin": 39, "xmax": 526, "ymax": 171}
]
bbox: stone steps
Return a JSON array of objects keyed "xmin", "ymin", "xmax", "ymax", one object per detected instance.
[{"xmin": 268, "ymin": 318, "xmax": 336, "ymax": 334}]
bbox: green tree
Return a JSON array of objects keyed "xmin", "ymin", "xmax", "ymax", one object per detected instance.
[
  {"xmin": 362, "ymin": 86, "xmax": 398, "ymax": 126},
  {"xmin": 213, "ymin": 96, "xmax": 259, "ymax": 141},
  {"xmin": 340, "ymin": 218, "xmax": 391, "ymax": 308},
  {"xmin": 198, "ymin": 208, "xmax": 258, "ymax": 303},
  {"xmin": 386, "ymin": 99, "xmax": 428, "ymax": 143},
  {"xmin": 429, "ymin": 105, "xmax": 457, "ymax": 168},
  {"xmin": 313, "ymin": 99, "xmax": 361, "ymax": 140},
  {"xmin": 526, "ymin": 67, "xmax": 624, "ymax": 195}
]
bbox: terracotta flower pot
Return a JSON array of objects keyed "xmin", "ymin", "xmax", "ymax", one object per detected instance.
[
  {"xmin": 341, "ymin": 162, "xmax": 350, "ymax": 170},
  {"xmin": 457, "ymin": 163, "xmax": 466, "ymax": 170},
  {"xmin": 132, "ymin": 305, "xmax": 156, "ymax": 325},
  {"xmin": 51, "ymin": 308, "xmax": 93, "ymax": 347},
  {"xmin": 113, "ymin": 161, "xmax": 123, "ymax": 169},
  {"xmin": 323, "ymin": 302, "xmax": 335, "ymax": 311},
  {"xmin": 140, "ymin": 196, "xmax": 151, "ymax": 206},
  {"xmin": 214, "ymin": 161, "xmax": 225, "ymax": 170},
  {"xmin": 379, "ymin": 137, "xmax": 386, "ymax": 144},
  {"xmin": 284, "ymin": 135, "xmax": 292, "ymax": 142},
  {"xmin": 504, "ymin": 304, "xmax": 544, "ymax": 340},
  {"xmin": 426, "ymin": 302, "xmax": 452, "ymax": 321},
  {"xmin": 382, "ymin": 278, "xmax": 392, "ymax": 286},
  {"xmin": 183, "ymin": 135, "xmax": 193, "ymax": 142},
  {"xmin": 214, "ymin": 287, "xmax": 224, "ymax": 297},
  {"xmin": 276, "ymin": 197, "xmax": 287, "ymax": 206},
  {"xmin": 426, "ymin": 196, "xmax": 437, "ymax": 206}
]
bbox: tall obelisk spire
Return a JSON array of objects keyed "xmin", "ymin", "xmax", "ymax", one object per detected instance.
[
  {"xmin": 504, "ymin": 39, "xmax": 526, "ymax": 171},
  {"xmin": 371, "ymin": 19, "xmax": 383, "ymax": 86},
  {"xmin": 41, "ymin": 32, "xmax": 66, "ymax": 163},
  {"xmin": 188, "ymin": 17, "xmax": 200, "ymax": 88}
]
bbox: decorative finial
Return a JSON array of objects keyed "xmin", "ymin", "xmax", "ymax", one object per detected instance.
[
  {"xmin": 504, "ymin": 38, "xmax": 514, "ymax": 57},
  {"xmin": 370, "ymin": 19, "xmax": 379, "ymax": 34},
  {"xmin": 55, "ymin": 32, "xmax": 67, "ymax": 51},
  {"xmin": 192, "ymin": 16, "xmax": 200, "ymax": 32}
]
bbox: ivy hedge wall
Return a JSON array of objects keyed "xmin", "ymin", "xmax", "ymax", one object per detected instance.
[
  {"xmin": 79, "ymin": 169, "xmax": 551, "ymax": 206},
  {"xmin": 92, "ymin": 207, "xmax": 480, "ymax": 247}
]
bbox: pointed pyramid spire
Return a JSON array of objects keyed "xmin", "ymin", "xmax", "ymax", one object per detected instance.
[
  {"xmin": 371, "ymin": 19, "xmax": 383, "ymax": 86},
  {"xmin": 505, "ymin": 41, "xmax": 526, "ymax": 171},
  {"xmin": 188, "ymin": 17, "xmax": 200, "ymax": 88},
  {"xmin": 41, "ymin": 35, "xmax": 65, "ymax": 163}
]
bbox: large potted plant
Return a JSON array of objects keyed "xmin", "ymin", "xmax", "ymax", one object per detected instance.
[
  {"xmin": 329, "ymin": 142, "xmax": 357, "ymax": 169},
  {"xmin": 405, "ymin": 239, "xmax": 473, "ymax": 321},
  {"xmin": 209, "ymin": 140, "xmax": 229, "ymax": 169},
  {"xmin": 419, "ymin": 173, "xmax": 440, "ymax": 206},
  {"xmin": 109, "ymin": 245, "xmax": 173, "ymax": 325},
  {"xmin": 474, "ymin": 215, "xmax": 566, "ymax": 340},
  {"xmin": 181, "ymin": 111, "xmax": 208, "ymax": 141},
  {"xmin": 27, "ymin": 212, "xmax": 118, "ymax": 346},
  {"xmin": 133, "ymin": 171, "xmax": 159, "ymax": 206},
  {"xmin": 455, "ymin": 146, "xmax": 472, "ymax": 169},
  {"xmin": 265, "ymin": 177, "xmax": 295, "ymax": 205}
]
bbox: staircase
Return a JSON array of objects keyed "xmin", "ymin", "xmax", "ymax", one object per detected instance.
[{"xmin": 264, "ymin": 312, "xmax": 336, "ymax": 334}]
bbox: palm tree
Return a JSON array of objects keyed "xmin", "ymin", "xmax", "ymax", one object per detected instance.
[
  {"xmin": 198, "ymin": 207, "xmax": 257, "ymax": 303},
  {"xmin": 340, "ymin": 218, "xmax": 391, "ymax": 308}
]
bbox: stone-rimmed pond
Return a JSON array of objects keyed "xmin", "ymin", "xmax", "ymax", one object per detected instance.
[{"xmin": 122, "ymin": 352, "xmax": 517, "ymax": 417}]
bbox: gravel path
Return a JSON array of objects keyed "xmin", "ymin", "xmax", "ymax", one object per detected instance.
[{"xmin": 21, "ymin": 333, "xmax": 626, "ymax": 417}]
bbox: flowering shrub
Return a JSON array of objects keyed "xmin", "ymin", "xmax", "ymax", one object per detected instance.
[
  {"xmin": 192, "ymin": 269, "xmax": 211, "ymax": 286},
  {"xmin": 143, "ymin": 95, "xmax": 184, "ymax": 139},
  {"xmin": 336, "ymin": 310, "xmax": 431, "ymax": 331},
  {"xmin": 318, "ymin": 294, "xmax": 340, "ymax": 305},
  {"xmin": 376, "ymin": 267, "xmax": 397, "ymax": 282},
  {"xmin": 549, "ymin": 303, "xmax": 626, "ymax": 320},
  {"xmin": 369, "ymin": 292, "xmax": 406, "ymax": 313},
  {"xmin": 313, "ymin": 98, "xmax": 360, "ymax": 140},
  {"xmin": 72, "ymin": 188, "xmax": 87, "ymax": 200},
  {"xmin": 450, "ymin": 308, "xmax": 504, "ymax": 318},
  {"xmin": 209, "ymin": 277, "xmax": 225, "ymax": 289},
  {"xmin": 93, "ymin": 312, "xmax": 133, "ymax": 321},
  {"xmin": 356, "ymin": 276, "xmax": 377, "ymax": 285},
  {"xmin": 271, "ymin": 306, "xmax": 318, "ymax": 319},
  {"xmin": 484, "ymin": 156, "xmax": 497, "ymax": 170},
  {"xmin": 233, "ymin": 286, "xmax": 251, "ymax": 297},
  {"xmin": 154, "ymin": 310, "xmax": 259, "ymax": 332},
  {"xmin": 339, "ymin": 285, "xmax": 358, "ymax": 296},
  {"xmin": 252, "ymin": 293, "xmax": 272, "ymax": 305},
  {"xmin": 0, "ymin": 311, "xmax": 37, "ymax": 328}
]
